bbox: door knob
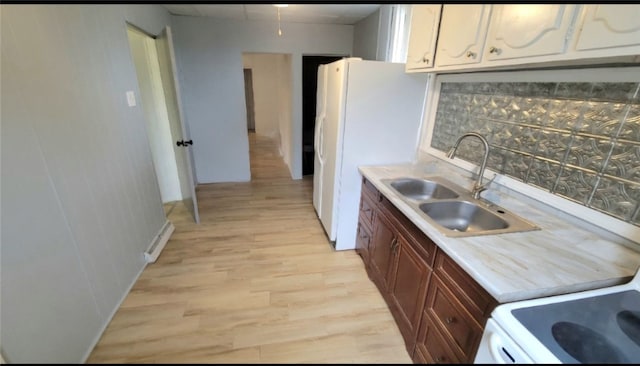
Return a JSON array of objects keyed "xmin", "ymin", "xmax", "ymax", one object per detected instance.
[{"xmin": 177, "ymin": 140, "xmax": 193, "ymax": 146}]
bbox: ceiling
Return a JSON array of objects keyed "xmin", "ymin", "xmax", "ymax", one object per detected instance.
[{"xmin": 163, "ymin": 4, "xmax": 381, "ymax": 25}]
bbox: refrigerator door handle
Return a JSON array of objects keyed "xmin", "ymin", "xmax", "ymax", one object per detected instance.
[
  {"xmin": 314, "ymin": 115, "xmax": 321, "ymax": 152},
  {"xmin": 319, "ymin": 116, "xmax": 325, "ymax": 162},
  {"xmin": 315, "ymin": 115, "xmax": 325, "ymax": 162}
]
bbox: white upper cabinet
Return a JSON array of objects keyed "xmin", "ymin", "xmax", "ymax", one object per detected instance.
[
  {"xmin": 483, "ymin": 4, "xmax": 578, "ymax": 61},
  {"xmin": 405, "ymin": 4, "xmax": 640, "ymax": 73},
  {"xmin": 406, "ymin": 5, "xmax": 442, "ymax": 71},
  {"xmin": 573, "ymin": 5, "xmax": 640, "ymax": 51},
  {"xmin": 435, "ymin": 5, "xmax": 492, "ymax": 67}
]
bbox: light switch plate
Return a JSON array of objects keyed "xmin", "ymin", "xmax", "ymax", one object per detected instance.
[{"xmin": 126, "ymin": 91, "xmax": 136, "ymax": 107}]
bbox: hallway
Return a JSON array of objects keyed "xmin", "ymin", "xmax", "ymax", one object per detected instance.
[{"xmin": 87, "ymin": 132, "xmax": 411, "ymax": 363}]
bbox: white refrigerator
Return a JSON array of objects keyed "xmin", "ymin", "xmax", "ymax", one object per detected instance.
[{"xmin": 313, "ymin": 58, "xmax": 429, "ymax": 251}]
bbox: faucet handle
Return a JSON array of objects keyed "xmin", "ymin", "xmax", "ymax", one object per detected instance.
[
  {"xmin": 473, "ymin": 174, "xmax": 496, "ymax": 198},
  {"xmin": 482, "ymin": 174, "xmax": 497, "ymax": 189}
]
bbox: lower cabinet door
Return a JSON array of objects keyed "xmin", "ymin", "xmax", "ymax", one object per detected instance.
[
  {"xmin": 388, "ymin": 237, "xmax": 431, "ymax": 352},
  {"xmin": 369, "ymin": 212, "xmax": 396, "ymax": 292}
]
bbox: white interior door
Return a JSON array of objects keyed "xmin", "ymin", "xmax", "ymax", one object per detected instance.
[{"xmin": 155, "ymin": 26, "xmax": 200, "ymax": 223}]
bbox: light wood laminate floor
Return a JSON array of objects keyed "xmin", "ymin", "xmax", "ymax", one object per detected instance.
[{"xmin": 88, "ymin": 132, "xmax": 411, "ymax": 363}]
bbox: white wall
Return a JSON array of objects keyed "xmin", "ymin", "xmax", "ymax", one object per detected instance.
[
  {"xmin": 171, "ymin": 16, "xmax": 353, "ymax": 182},
  {"xmin": 242, "ymin": 53, "xmax": 285, "ymax": 139},
  {"xmin": 1, "ymin": 4, "xmax": 171, "ymax": 363},
  {"xmin": 352, "ymin": 5, "xmax": 393, "ymax": 62},
  {"xmin": 128, "ymin": 27, "xmax": 182, "ymax": 203},
  {"xmin": 277, "ymin": 54, "xmax": 293, "ymax": 167},
  {"xmin": 377, "ymin": 5, "xmax": 393, "ymax": 61},
  {"xmin": 353, "ymin": 8, "xmax": 380, "ymax": 60}
]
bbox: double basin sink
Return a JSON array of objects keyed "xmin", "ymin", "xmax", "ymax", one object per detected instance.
[{"xmin": 381, "ymin": 176, "xmax": 539, "ymax": 237}]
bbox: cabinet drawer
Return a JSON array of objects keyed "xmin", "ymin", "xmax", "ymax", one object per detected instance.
[
  {"xmin": 359, "ymin": 193, "xmax": 376, "ymax": 230},
  {"xmin": 361, "ymin": 177, "xmax": 382, "ymax": 203},
  {"xmin": 416, "ymin": 312, "xmax": 463, "ymax": 364},
  {"xmin": 434, "ymin": 252, "xmax": 497, "ymax": 321},
  {"xmin": 413, "ymin": 345, "xmax": 428, "ymax": 364},
  {"xmin": 426, "ymin": 275, "xmax": 483, "ymax": 361},
  {"xmin": 355, "ymin": 221, "xmax": 372, "ymax": 262}
]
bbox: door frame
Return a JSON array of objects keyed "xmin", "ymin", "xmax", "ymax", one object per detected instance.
[
  {"xmin": 156, "ymin": 25, "xmax": 200, "ymax": 224},
  {"xmin": 126, "ymin": 23, "xmax": 200, "ymax": 224}
]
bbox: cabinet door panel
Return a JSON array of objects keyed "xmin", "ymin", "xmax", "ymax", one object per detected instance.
[
  {"xmin": 369, "ymin": 212, "xmax": 396, "ymax": 292},
  {"xmin": 485, "ymin": 4, "xmax": 577, "ymax": 60},
  {"xmin": 389, "ymin": 237, "xmax": 430, "ymax": 350},
  {"xmin": 575, "ymin": 5, "xmax": 640, "ymax": 50},
  {"xmin": 406, "ymin": 4, "xmax": 442, "ymax": 70},
  {"xmin": 436, "ymin": 5, "xmax": 492, "ymax": 67}
]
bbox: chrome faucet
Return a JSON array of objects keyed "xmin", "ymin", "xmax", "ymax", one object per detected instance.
[{"xmin": 446, "ymin": 132, "xmax": 496, "ymax": 199}]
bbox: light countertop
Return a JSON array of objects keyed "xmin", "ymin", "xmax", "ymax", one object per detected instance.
[{"xmin": 359, "ymin": 155, "xmax": 640, "ymax": 303}]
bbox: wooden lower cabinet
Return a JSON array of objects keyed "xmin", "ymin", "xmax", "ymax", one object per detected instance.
[
  {"xmin": 356, "ymin": 177, "xmax": 381, "ymax": 266},
  {"xmin": 413, "ymin": 250, "xmax": 498, "ymax": 363},
  {"xmin": 357, "ymin": 177, "xmax": 498, "ymax": 363}
]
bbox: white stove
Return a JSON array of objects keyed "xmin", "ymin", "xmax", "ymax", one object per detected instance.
[{"xmin": 475, "ymin": 268, "xmax": 640, "ymax": 364}]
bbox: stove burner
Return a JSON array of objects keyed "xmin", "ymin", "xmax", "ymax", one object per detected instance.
[
  {"xmin": 618, "ymin": 310, "xmax": 640, "ymax": 347},
  {"xmin": 551, "ymin": 321, "xmax": 627, "ymax": 363}
]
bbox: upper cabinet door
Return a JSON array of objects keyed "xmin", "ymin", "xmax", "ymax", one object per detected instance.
[
  {"xmin": 484, "ymin": 4, "xmax": 578, "ymax": 61},
  {"xmin": 406, "ymin": 5, "xmax": 442, "ymax": 71},
  {"xmin": 574, "ymin": 5, "xmax": 640, "ymax": 51},
  {"xmin": 435, "ymin": 5, "xmax": 492, "ymax": 67}
]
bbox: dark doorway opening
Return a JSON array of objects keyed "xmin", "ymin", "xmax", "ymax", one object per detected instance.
[
  {"xmin": 243, "ymin": 68, "xmax": 255, "ymax": 132},
  {"xmin": 302, "ymin": 55, "xmax": 344, "ymax": 176}
]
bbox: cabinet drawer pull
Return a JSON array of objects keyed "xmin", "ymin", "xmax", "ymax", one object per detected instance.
[
  {"xmin": 422, "ymin": 56, "xmax": 430, "ymax": 64},
  {"xmin": 489, "ymin": 46, "xmax": 500, "ymax": 54},
  {"xmin": 466, "ymin": 51, "xmax": 476, "ymax": 58},
  {"xmin": 445, "ymin": 316, "xmax": 456, "ymax": 324},
  {"xmin": 436, "ymin": 356, "xmax": 445, "ymax": 362}
]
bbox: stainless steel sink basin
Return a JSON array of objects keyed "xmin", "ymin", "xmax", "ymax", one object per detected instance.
[
  {"xmin": 380, "ymin": 175, "xmax": 539, "ymax": 237},
  {"xmin": 417, "ymin": 199, "xmax": 539, "ymax": 237},
  {"xmin": 388, "ymin": 178, "xmax": 460, "ymax": 200},
  {"xmin": 419, "ymin": 200, "xmax": 508, "ymax": 233}
]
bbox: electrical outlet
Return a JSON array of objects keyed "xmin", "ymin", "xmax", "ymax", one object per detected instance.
[{"xmin": 126, "ymin": 91, "xmax": 136, "ymax": 107}]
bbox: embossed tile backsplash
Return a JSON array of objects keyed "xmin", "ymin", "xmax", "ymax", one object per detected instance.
[{"xmin": 431, "ymin": 81, "xmax": 640, "ymax": 225}]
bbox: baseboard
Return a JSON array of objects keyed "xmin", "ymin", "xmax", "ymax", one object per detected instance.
[
  {"xmin": 80, "ymin": 220, "xmax": 174, "ymax": 363},
  {"xmin": 144, "ymin": 220, "xmax": 175, "ymax": 263}
]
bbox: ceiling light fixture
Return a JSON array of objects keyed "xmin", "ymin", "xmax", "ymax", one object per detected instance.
[{"xmin": 274, "ymin": 5, "xmax": 288, "ymax": 36}]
